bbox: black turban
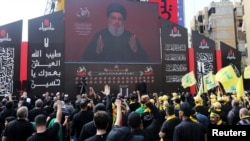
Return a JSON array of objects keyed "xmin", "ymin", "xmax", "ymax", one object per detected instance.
[{"xmin": 106, "ymin": 3, "xmax": 127, "ymax": 20}]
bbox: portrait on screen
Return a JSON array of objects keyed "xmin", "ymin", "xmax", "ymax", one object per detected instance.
[{"xmin": 65, "ymin": 0, "xmax": 160, "ymax": 63}]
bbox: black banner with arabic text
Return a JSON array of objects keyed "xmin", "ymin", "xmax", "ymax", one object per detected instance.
[
  {"xmin": 160, "ymin": 19, "xmax": 189, "ymax": 93},
  {"xmin": 220, "ymin": 41, "xmax": 241, "ymax": 76},
  {"xmin": 192, "ymin": 30, "xmax": 216, "ymax": 92},
  {"xmin": 0, "ymin": 20, "xmax": 22, "ymax": 97},
  {"xmin": 28, "ymin": 11, "xmax": 64, "ymax": 96}
]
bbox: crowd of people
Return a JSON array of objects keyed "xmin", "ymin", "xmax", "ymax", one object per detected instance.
[{"xmin": 0, "ymin": 85, "xmax": 250, "ymax": 141}]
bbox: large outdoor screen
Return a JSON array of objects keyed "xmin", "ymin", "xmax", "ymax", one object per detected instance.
[{"xmin": 65, "ymin": 0, "xmax": 160, "ymax": 64}]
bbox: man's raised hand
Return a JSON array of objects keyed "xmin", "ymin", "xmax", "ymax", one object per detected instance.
[{"xmin": 101, "ymin": 84, "xmax": 110, "ymax": 96}]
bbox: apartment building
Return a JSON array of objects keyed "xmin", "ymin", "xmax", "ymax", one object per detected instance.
[{"xmin": 190, "ymin": 0, "xmax": 248, "ymax": 67}]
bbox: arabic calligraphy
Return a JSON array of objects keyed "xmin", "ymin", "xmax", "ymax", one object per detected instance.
[
  {"xmin": 31, "ymin": 50, "xmax": 61, "ymax": 59},
  {"xmin": 31, "ymin": 69, "xmax": 61, "ymax": 78},
  {"xmin": 30, "ymin": 39, "xmax": 63, "ymax": 89},
  {"xmin": 31, "ymin": 60, "xmax": 61, "ymax": 68},
  {"xmin": 38, "ymin": 22, "xmax": 55, "ymax": 31},
  {"xmin": 31, "ymin": 79, "xmax": 61, "ymax": 88},
  {"xmin": 162, "ymin": 29, "xmax": 188, "ymax": 83},
  {"xmin": 164, "ymin": 44, "xmax": 186, "ymax": 51},
  {"xmin": 0, "ymin": 47, "xmax": 14, "ymax": 96},
  {"xmin": 196, "ymin": 52, "xmax": 215, "ymax": 89}
]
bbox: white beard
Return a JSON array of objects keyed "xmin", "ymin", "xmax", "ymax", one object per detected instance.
[{"xmin": 108, "ymin": 24, "xmax": 124, "ymax": 37}]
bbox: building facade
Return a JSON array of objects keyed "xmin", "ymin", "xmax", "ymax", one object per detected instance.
[
  {"xmin": 190, "ymin": 0, "xmax": 248, "ymax": 68},
  {"xmin": 242, "ymin": 0, "xmax": 250, "ymax": 65}
]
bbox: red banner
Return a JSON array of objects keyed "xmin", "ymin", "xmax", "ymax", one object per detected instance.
[
  {"xmin": 148, "ymin": 0, "xmax": 178, "ymax": 24},
  {"xmin": 20, "ymin": 42, "xmax": 28, "ymax": 81},
  {"xmin": 188, "ymin": 47, "xmax": 196, "ymax": 95},
  {"xmin": 216, "ymin": 49, "xmax": 222, "ymax": 71}
]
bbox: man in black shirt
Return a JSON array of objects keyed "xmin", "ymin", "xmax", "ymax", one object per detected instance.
[
  {"xmin": 128, "ymin": 95, "xmax": 161, "ymax": 141},
  {"xmin": 0, "ymin": 101, "xmax": 16, "ymax": 133},
  {"xmin": 70, "ymin": 98, "xmax": 93, "ymax": 140},
  {"xmin": 26, "ymin": 100, "xmax": 62, "ymax": 141},
  {"xmin": 28, "ymin": 99, "xmax": 48, "ymax": 122},
  {"xmin": 173, "ymin": 102, "xmax": 206, "ymax": 141},
  {"xmin": 79, "ymin": 103, "xmax": 112, "ymax": 141},
  {"xmin": 159, "ymin": 104, "xmax": 181, "ymax": 141},
  {"xmin": 85, "ymin": 110, "xmax": 110, "ymax": 141},
  {"xmin": 2, "ymin": 106, "xmax": 34, "ymax": 141}
]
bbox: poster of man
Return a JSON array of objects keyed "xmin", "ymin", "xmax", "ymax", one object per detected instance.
[{"xmin": 65, "ymin": 0, "xmax": 160, "ymax": 64}]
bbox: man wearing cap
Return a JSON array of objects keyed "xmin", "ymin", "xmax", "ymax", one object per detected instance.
[
  {"xmin": 70, "ymin": 98, "xmax": 93, "ymax": 141},
  {"xmin": 83, "ymin": 2, "xmax": 148, "ymax": 62},
  {"xmin": 173, "ymin": 102, "xmax": 207, "ymax": 141}
]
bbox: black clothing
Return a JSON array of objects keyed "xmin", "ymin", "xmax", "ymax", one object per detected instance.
[
  {"xmin": 194, "ymin": 106, "xmax": 209, "ymax": 117},
  {"xmin": 69, "ymin": 108, "xmax": 80, "ymax": 121},
  {"xmin": 87, "ymin": 94, "xmax": 101, "ymax": 105},
  {"xmin": 0, "ymin": 108, "xmax": 17, "ymax": 131},
  {"xmin": 160, "ymin": 117, "xmax": 182, "ymax": 141},
  {"xmin": 173, "ymin": 118, "xmax": 206, "ymax": 141},
  {"xmin": 48, "ymin": 111, "xmax": 69, "ymax": 141},
  {"xmin": 43, "ymin": 106, "xmax": 54, "ymax": 116},
  {"xmin": 129, "ymin": 102, "xmax": 140, "ymax": 112},
  {"xmin": 48, "ymin": 111, "xmax": 69, "ymax": 125},
  {"xmin": 85, "ymin": 133, "xmax": 108, "ymax": 141},
  {"xmin": 236, "ymin": 117, "xmax": 250, "ymax": 125},
  {"xmin": 70, "ymin": 110, "xmax": 93, "ymax": 139},
  {"xmin": 130, "ymin": 102, "xmax": 161, "ymax": 141},
  {"xmin": 79, "ymin": 121, "xmax": 96, "ymax": 141},
  {"xmin": 83, "ymin": 28, "xmax": 148, "ymax": 62},
  {"xmin": 28, "ymin": 108, "xmax": 48, "ymax": 122},
  {"xmin": 79, "ymin": 117, "xmax": 112, "ymax": 141},
  {"xmin": 3, "ymin": 119, "xmax": 34, "ymax": 141},
  {"xmin": 26, "ymin": 122, "xmax": 60, "ymax": 141},
  {"xmin": 227, "ymin": 106, "xmax": 241, "ymax": 125}
]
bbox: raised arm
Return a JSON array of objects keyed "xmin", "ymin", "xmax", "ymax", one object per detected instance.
[
  {"xmin": 114, "ymin": 98, "xmax": 122, "ymax": 126},
  {"xmin": 55, "ymin": 100, "xmax": 62, "ymax": 124}
]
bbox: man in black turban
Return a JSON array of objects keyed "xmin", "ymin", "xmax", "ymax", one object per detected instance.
[
  {"xmin": 83, "ymin": 2, "xmax": 148, "ymax": 62},
  {"xmin": 106, "ymin": 2, "xmax": 127, "ymax": 20}
]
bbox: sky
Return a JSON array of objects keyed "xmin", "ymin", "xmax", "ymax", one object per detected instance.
[{"xmin": 0, "ymin": 0, "xmax": 227, "ymax": 40}]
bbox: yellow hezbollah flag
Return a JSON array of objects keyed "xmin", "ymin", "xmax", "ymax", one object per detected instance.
[
  {"xmin": 215, "ymin": 65, "xmax": 238, "ymax": 93},
  {"xmin": 181, "ymin": 71, "xmax": 197, "ymax": 88},
  {"xmin": 236, "ymin": 75, "xmax": 244, "ymax": 101},
  {"xmin": 243, "ymin": 66, "xmax": 250, "ymax": 79},
  {"xmin": 197, "ymin": 76, "xmax": 208, "ymax": 96},
  {"xmin": 203, "ymin": 71, "xmax": 217, "ymax": 90},
  {"xmin": 197, "ymin": 83, "xmax": 204, "ymax": 96},
  {"xmin": 55, "ymin": 0, "xmax": 65, "ymax": 12},
  {"xmin": 213, "ymin": 75, "xmax": 220, "ymax": 86}
]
